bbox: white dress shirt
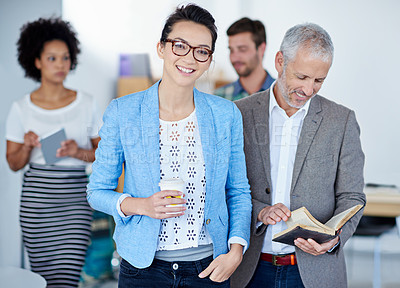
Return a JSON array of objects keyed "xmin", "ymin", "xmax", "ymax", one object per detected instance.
[{"xmin": 261, "ymin": 83, "xmax": 311, "ymax": 255}]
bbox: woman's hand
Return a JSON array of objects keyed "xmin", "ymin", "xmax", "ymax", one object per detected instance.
[
  {"xmin": 57, "ymin": 139, "xmax": 79, "ymax": 158},
  {"xmin": 198, "ymin": 243, "xmax": 243, "ymax": 282},
  {"xmin": 23, "ymin": 131, "xmax": 40, "ymax": 151},
  {"xmin": 6, "ymin": 131, "xmax": 40, "ymax": 171},
  {"xmin": 121, "ymin": 190, "xmax": 186, "ymax": 219},
  {"xmin": 56, "ymin": 138, "xmax": 99, "ymax": 162}
]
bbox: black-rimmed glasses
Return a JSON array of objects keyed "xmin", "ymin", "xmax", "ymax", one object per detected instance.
[{"xmin": 163, "ymin": 39, "xmax": 213, "ymax": 63}]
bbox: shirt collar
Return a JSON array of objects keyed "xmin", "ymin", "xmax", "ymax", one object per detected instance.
[
  {"xmin": 269, "ymin": 81, "xmax": 311, "ymax": 119},
  {"xmin": 233, "ymin": 70, "xmax": 275, "ymax": 96},
  {"xmin": 232, "ymin": 79, "xmax": 245, "ymax": 97},
  {"xmin": 261, "ymin": 72, "xmax": 275, "ymax": 91}
]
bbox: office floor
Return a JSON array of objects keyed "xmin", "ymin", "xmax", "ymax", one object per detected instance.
[
  {"xmin": 344, "ymin": 228, "xmax": 400, "ymax": 288},
  {"xmin": 80, "ymin": 228, "xmax": 400, "ymax": 288}
]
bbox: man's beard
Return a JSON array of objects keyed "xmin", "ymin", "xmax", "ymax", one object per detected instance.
[
  {"xmin": 277, "ymin": 71, "xmax": 316, "ymax": 109},
  {"xmin": 234, "ymin": 54, "xmax": 260, "ymax": 77},
  {"xmin": 236, "ymin": 66, "xmax": 252, "ymax": 77}
]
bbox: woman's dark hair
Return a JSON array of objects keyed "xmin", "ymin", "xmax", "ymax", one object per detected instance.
[
  {"xmin": 17, "ymin": 17, "xmax": 80, "ymax": 82},
  {"xmin": 160, "ymin": 4, "xmax": 217, "ymax": 52}
]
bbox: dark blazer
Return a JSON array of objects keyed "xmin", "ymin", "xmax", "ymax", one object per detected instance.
[{"xmin": 231, "ymin": 89, "xmax": 366, "ymax": 288}]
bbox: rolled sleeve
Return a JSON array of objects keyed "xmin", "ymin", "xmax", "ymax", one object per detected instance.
[
  {"xmin": 116, "ymin": 194, "xmax": 133, "ymax": 219},
  {"xmin": 228, "ymin": 236, "xmax": 248, "ymax": 254}
]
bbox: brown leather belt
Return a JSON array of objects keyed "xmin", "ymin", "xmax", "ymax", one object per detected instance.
[{"xmin": 260, "ymin": 253, "xmax": 297, "ymax": 266}]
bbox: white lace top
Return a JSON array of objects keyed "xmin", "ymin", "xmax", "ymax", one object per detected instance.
[{"xmin": 157, "ymin": 110, "xmax": 212, "ymax": 251}]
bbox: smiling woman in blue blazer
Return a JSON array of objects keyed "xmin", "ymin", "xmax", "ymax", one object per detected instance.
[{"xmin": 87, "ymin": 4, "xmax": 251, "ymax": 287}]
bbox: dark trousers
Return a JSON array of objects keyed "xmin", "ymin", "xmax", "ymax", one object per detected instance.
[
  {"xmin": 118, "ymin": 256, "xmax": 230, "ymax": 288},
  {"xmin": 247, "ymin": 260, "xmax": 305, "ymax": 288}
]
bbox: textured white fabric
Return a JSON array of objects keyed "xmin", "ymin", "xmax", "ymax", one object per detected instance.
[
  {"xmin": 157, "ymin": 110, "xmax": 213, "ymax": 251},
  {"xmin": 5, "ymin": 92, "xmax": 102, "ymax": 166}
]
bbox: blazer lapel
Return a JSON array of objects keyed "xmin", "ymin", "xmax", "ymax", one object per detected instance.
[
  {"xmin": 194, "ymin": 89, "xmax": 216, "ymax": 211},
  {"xmin": 141, "ymin": 82, "xmax": 161, "ymax": 193},
  {"xmin": 252, "ymin": 90, "xmax": 272, "ymax": 188},
  {"xmin": 290, "ymin": 96, "xmax": 323, "ymax": 192}
]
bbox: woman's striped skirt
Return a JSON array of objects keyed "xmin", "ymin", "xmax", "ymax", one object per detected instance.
[{"xmin": 20, "ymin": 163, "xmax": 93, "ymax": 287}]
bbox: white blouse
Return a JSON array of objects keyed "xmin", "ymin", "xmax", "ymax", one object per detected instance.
[
  {"xmin": 157, "ymin": 110, "xmax": 212, "ymax": 251},
  {"xmin": 5, "ymin": 92, "xmax": 102, "ymax": 166}
]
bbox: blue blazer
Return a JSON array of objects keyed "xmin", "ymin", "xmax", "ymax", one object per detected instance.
[{"xmin": 87, "ymin": 81, "xmax": 252, "ymax": 268}]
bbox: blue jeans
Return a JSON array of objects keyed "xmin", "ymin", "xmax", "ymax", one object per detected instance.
[
  {"xmin": 247, "ymin": 260, "xmax": 305, "ymax": 288},
  {"xmin": 118, "ymin": 256, "xmax": 230, "ymax": 288}
]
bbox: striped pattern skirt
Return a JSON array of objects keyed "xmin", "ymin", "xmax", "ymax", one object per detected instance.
[{"xmin": 20, "ymin": 163, "xmax": 93, "ymax": 287}]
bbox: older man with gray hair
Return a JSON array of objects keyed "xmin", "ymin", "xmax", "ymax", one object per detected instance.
[{"xmin": 230, "ymin": 23, "xmax": 365, "ymax": 288}]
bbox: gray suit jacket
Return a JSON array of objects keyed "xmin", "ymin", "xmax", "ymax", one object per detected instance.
[{"xmin": 231, "ymin": 89, "xmax": 366, "ymax": 288}]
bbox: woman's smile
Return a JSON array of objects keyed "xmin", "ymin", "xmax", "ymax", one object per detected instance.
[{"xmin": 177, "ymin": 65, "xmax": 195, "ymax": 74}]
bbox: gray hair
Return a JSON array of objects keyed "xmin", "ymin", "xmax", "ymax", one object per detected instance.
[{"xmin": 280, "ymin": 23, "xmax": 334, "ymax": 66}]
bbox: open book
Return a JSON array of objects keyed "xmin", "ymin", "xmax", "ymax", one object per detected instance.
[{"xmin": 272, "ymin": 204, "xmax": 363, "ymax": 246}]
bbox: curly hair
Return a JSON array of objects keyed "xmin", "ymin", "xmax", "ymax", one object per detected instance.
[{"xmin": 17, "ymin": 17, "xmax": 80, "ymax": 82}]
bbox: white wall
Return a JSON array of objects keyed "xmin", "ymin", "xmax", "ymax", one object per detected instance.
[
  {"xmin": 249, "ymin": 0, "xmax": 400, "ymax": 187},
  {"xmin": 64, "ymin": 0, "xmax": 400, "ymax": 188},
  {"xmin": 0, "ymin": 0, "xmax": 62, "ymax": 266}
]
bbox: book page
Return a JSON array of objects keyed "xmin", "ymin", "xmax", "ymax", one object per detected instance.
[
  {"xmin": 287, "ymin": 207, "xmax": 333, "ymax": 233},
  {"xmin": 324, "ymin": 204, "xmax": 363, "ymax": 231}
]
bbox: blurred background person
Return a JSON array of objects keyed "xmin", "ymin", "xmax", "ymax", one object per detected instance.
[
  {"xmin": 5, "ymin": 17, "xmax": 102, "ymax": 287},
  {"xmin": 214, "ymin": 17, "xmax": 274, "ymax": 101}
]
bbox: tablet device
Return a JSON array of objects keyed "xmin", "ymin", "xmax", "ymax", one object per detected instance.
[{"xmin": 40, "ymin": 128, "xmax": 67, "ymax": 164}]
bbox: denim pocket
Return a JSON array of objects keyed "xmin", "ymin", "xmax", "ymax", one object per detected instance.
[{"xmin": 119, "ymin": 259, "xmax": 143, "ymax": 277}]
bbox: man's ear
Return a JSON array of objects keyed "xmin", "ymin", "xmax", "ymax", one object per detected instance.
[
  {"xmin": 156, "ymin": 42, "xmax": 164, "ymax": 59},
  {"xmin": 275, "ymin": 51, "xmax": 284, "ymax": 74},
  {"xmin": 35, "ymin": 58, "xmax": 42, "ymax": 70},
  {"xmin": 257, "ymin": 42, "xmax": 266, "ymax": 58}
]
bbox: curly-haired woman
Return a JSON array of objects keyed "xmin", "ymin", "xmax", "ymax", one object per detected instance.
[{"xmin": 5, "ymin": 17, "xmax": 101, "ymax": 287}]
